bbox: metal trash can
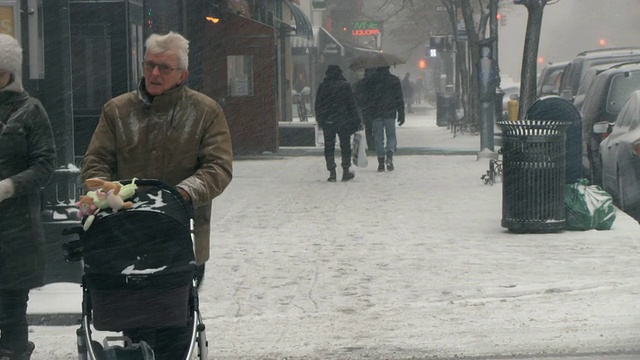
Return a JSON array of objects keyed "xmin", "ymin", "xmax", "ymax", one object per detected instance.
[
  {"xmin": 436, "ymin": 92, "xmax": 456, "ymax": 127},
  {"xmin": 498, "ymin": 120, "xmax": 570, "ymax": 233},
  {"xmin": 41, "ymin": 167, "xmax": 83, "ymax": 284},
  {"xmin": 525, "ymin": 96, "xmax": 583, "ymax": 184}
]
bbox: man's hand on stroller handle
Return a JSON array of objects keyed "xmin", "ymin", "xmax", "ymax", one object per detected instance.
[{"xmin": 176, "ymin": 186, "xmax": 191, "ymax": 203}]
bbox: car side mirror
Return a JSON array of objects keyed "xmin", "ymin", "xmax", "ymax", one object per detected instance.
[
  {"xmin": 560, "ymin": 89, "xmax": 572, "ymax": 100},
  {"xmin": 592, "ymin": 121, "xmax": 611, "ymax": 134},
  {"xmin": 541, "ymin": 84, "xmax": 555, "ymax": 94}
]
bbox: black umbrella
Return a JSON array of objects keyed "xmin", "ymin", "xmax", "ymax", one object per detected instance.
[{"xmin": 348, "ymin": 52, "xmax": 406, "ymax": 71}]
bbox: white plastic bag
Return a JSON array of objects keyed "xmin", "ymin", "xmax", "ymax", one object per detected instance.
[{"xmin": 351, "ymin": 131, "xmax": 368, "ymax": 168}]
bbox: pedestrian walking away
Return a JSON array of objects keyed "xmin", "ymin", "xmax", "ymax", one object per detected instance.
[
  {"xmin": 354, "ymin": 68, "xmax": 376, "ymax": 151},
  {"xmin": 361, "ymin": 66, "xmax": 405, "ymax": 172},
  {"xmin": 0, "ymin": 33, "xmax": 57, "ymax": 360},
  {"xmin": 402, "ymin": 72, "xmax": 414, "ymax": 113},
  {"xmin": 315, "ymin": 65, "xmax": 362, "ymax": 182},
  {"xmin": 415, "ymin": 75, "xmax": 425, "ymax": 104},
  {"xmin": 81, "ymin": 31, "xmax": 233, "ymax": 360}
]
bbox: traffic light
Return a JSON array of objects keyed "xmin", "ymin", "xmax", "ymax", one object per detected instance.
[
  {"xmin": 147, "ymin": 7, "xmax": 153, "ymax": 30},
  {"xmin": 430, "ymin": 36, "xmax": 445, "ymax": 51},
  {"xmin": 418, "ymin": 59, "xmax": 427, "ymax": 69}
]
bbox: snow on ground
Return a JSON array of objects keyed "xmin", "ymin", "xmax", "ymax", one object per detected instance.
[{"xmin": 26, "ymin": 112, "xmax": 640, "ymax": 359}]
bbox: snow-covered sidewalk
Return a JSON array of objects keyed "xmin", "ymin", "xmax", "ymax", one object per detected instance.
[{"xmin": 27, "ymin": 150, "xmax": 640, "ymax": 359}]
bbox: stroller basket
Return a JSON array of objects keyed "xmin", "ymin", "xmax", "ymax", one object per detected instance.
[
  {"xmin": 91, "ymin": 286, "xmax": 190, "ymax": 331},
  {"xmin": 80, "ymin": 182, "xmax": 196, "ymax": 331}
]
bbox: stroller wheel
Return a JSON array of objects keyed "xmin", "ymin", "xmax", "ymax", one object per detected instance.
[{"xmin": 90, "ymin": 341, "xmax": 106, "ymax": 360}]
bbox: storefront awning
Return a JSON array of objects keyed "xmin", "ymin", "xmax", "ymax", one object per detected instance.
[
  {"xmin": 283, "ymin": 0, "xmax": 313, "ymax": 40},
  {"xmin": 343, "ymin": 43, "xmax": 381, "ymax": 55},
  {"xmin": 318, "ymin": 26, "xmax": 344, "ymax": 56},
  {"xmin": 292, "ymin": 26, "xmax": 319, "ymax": 48}
]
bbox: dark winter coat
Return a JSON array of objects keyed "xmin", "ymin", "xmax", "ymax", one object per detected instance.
[
  {"xmin": 0, "ymin": 91, "xmax": 56, "ymax": 290},
  {"xmin": 315, "ymin": 72, "xmax": 361, "ymax": 134},
  {"xmin": 360, "ymin": 67, "xmax": 405, "ymax": 120},
  {"xmin": 81, "ymin": 79, "xmax": 233, "ymax": 265},
  {"xmin": 354, "ymin": 72, "xmax": 374, "ymax": 120}
]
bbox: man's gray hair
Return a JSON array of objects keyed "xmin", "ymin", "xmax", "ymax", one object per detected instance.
[{"xmin": 145, "ymin": 31, "xmax": 190, "ymax": 70}]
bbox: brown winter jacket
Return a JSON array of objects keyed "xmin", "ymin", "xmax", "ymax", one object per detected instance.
[
  {"xmin": 0, "ymin": 91, "xmax": 56, "ymax": 290},
  {"xmin": 81, "ymin": 80, "xmax": 233, "ymax": 264}
]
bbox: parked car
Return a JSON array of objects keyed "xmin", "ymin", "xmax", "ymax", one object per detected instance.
[
  {"xmin": 596, "ymin": 90, "xmax": 640, "ymax": 211},
  {"xmin": 572, "ymin": 63, "xmax": 614, "ymax": 112},
  {"xmin": 558, "ymin": 47, "xmax": 640, "ymax": 102},
  {"xmin": 537, "ymin": 61, "xmax": 567, "ymax": 97},
  {"xmin": 580, "ymin": 61, "xmax": 640, "ymax": 185}
]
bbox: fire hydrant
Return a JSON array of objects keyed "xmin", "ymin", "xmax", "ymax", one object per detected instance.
[{"xmin": 507, "ymin": 96, "xmax": 519, "ymax": 121}]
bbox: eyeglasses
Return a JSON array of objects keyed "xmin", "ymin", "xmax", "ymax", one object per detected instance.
[{"xmin": 142, "ymin": 61, "xmax": 180, "ymax": 75}]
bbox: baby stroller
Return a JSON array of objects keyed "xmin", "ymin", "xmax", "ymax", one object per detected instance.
[{"xmin": 63, "ymin": 179, "xmax": 207, "ymax": 360}]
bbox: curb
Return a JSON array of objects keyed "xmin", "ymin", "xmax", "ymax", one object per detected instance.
[
  {"xmin": 236, "ymin": 147, "xmax": 480, "ymax": 160},
  {"xmin": 28, "ymin": 313, "xmax": 82, "ymax": 326}
]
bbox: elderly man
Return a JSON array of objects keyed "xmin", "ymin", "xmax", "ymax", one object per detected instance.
[{"xmin": 81, "ymin": 31, "xmax": 232, "ymax": 360}]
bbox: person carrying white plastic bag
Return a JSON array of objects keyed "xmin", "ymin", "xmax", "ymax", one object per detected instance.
[{"xmin": 352, "ymin": 130, "xmax": 368, "ymax": 168}]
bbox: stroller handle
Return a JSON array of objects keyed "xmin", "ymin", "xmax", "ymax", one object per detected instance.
[{"xmin": 119, "ymin": 178, "xmax": 194, "ymax": 218}]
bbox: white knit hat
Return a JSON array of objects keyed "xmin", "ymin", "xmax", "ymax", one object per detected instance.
[{"xmin": 0, "ymin": 34, "xmax": 23, "ymax": 92}]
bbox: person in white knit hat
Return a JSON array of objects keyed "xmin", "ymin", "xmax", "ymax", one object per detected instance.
[{"xmin": 0, "ymin": 33, "xmax": 56, "ymax": 360}]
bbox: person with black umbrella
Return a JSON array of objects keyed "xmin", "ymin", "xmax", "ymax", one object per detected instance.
[{"xmin": 358, "ymin": 66, "xmax": 405, "ymax": 172}]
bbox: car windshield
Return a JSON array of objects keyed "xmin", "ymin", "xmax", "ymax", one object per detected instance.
[
  {"xmin": 606, "ymin": 71, "xmax": 640, "ymax": 114},
  {"xmin": 538, "ymin": 66, "xmax": 564, "ymax": 95}
]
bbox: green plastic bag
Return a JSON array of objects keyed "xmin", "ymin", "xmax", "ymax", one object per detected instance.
[{"xmin": 564, "ymin": 178, "xmax": 616, "ymax": 230}]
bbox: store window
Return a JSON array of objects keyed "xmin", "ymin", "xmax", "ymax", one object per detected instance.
[
  {"xmin": 0, "ymin": 1, "xmax": 19, "ymax": 39},
  {"xmin": 227, "ymin": 55, "xmax": 253, "ymax": 97}
]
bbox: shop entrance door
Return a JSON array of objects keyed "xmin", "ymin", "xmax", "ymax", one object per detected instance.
[{"xmin": 69, "ymin": 0, "xmax": 143, "ymax": 164}]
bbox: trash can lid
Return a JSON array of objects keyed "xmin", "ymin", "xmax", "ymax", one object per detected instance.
[
  {"xmin": 525, "ymin": 96, "xmax": 581, "ymax": 125},
  {"xmin": 497, "ymin": 120, "xmax": 570, "ymax": 135}
]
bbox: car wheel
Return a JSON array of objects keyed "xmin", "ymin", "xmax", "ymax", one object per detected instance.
[{"xmin": 617, "ymin": 167, "xmax": 627, "ymax": 211}]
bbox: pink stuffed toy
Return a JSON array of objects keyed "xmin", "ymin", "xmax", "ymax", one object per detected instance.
[{"xmin": 76, "ymin": 195, "xmax": 98, "ymax": 219}]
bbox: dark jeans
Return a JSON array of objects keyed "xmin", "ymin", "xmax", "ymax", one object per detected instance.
[
  {"xmin": 323, "ymin": 127, "xmax": 352, "ymax": 170},
  {"xmin": 124, "ymin": 264, "xmax": 205, "ymax": 360},
  {"xmin": 0, "ymin": 289, "xmax": 29, "ymax": 353}
]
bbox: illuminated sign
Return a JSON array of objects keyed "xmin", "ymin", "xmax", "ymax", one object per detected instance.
[{"xmin": 350, "ymin": 21, "xmax": 381, "ymax": 37}]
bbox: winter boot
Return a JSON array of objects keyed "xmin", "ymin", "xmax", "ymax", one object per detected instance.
[
  {"xmin": 342, "ymin": 167, "xmax": 355, "ymax": 182},
  {"xmin": 377, "ymin": 157, "xmax": 385, "ymax": 172},
  {"xmin": 327, "ymin": 168, "xmax": 337, "ymax": 182},
  {"xmin": 385, "ymin": 152, "xmax": 394, "ymax": 171},
  {"xmin": 0, "ymin": 342, "xmax": 35, "ymax": 360}
]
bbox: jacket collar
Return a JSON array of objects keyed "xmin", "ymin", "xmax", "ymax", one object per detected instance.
[
  {"xmin": 0, "ymin": 90, "xmax": 29, "ymax": 105},
  {"xmin": 137, "ymin": 78, "xmax": 186, "ymax": 109}
]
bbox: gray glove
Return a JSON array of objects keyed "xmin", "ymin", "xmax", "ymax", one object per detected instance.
[{"xmin": 0, "ymin": 178, "xmax": 15, "ymax": 204}]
